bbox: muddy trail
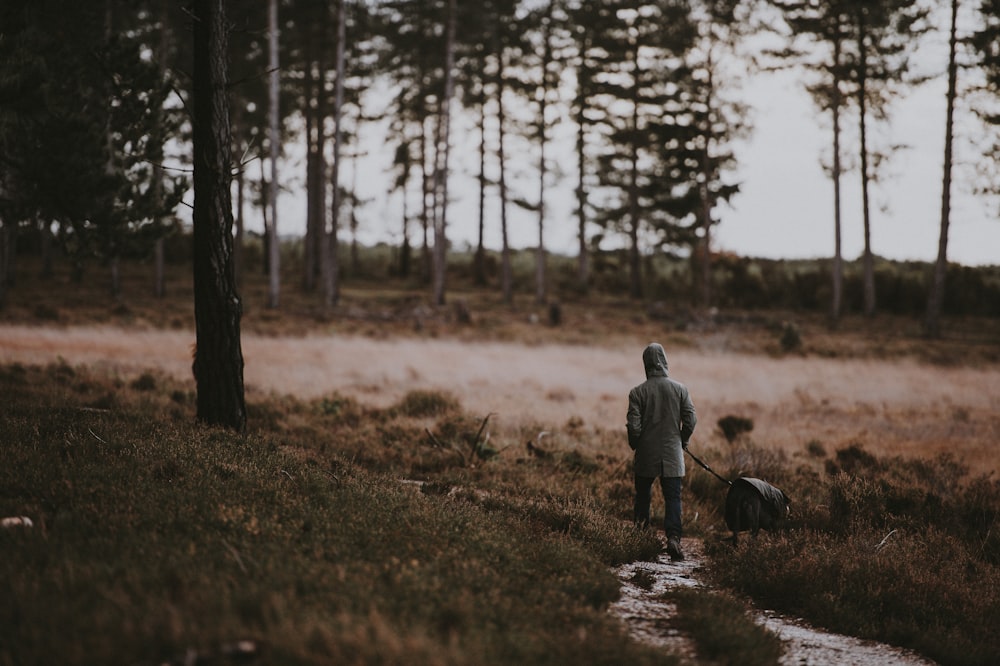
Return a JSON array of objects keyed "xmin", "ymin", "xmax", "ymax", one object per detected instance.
[{"xmin": 611, "ymin": 537, "xmax": 938, "ymax": 665}]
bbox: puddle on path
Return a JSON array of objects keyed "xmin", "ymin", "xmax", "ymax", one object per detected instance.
[{"xmin": 610, "ymin": 537, "xmax": 937, "ymax": 666}]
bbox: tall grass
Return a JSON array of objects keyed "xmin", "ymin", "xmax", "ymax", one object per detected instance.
[
  {"xmin": 702, "ymin": 442, "xmax": 1000, "ymax": 666},
  {"xmin": 3, "ymin": 351, "xmax": 999, "ymax": 663},
  {"xmin": 0, "ymin": 363, "xmax": 676, "ymax": 665}
]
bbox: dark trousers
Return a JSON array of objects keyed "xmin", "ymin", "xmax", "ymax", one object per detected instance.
[{"xmin": 634, "ymin": 475, "xmax": 682, "ymax": 539}]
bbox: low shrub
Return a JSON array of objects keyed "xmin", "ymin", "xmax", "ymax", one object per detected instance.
[
  {"xmin": 669, "ymin": 588, "xmax": 784, "ymax": 666},
  {"xmin": 704, "ymin": 445, "xmax": 1000, "ymax": 666},
  {"xmin": 0, "ymin": 363, "xmax": 675, "ymax": 666}
]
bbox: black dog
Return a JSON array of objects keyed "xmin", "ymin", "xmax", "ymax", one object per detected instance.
[{"xmin": 725, "ymin": 477, "xmax": 790, "ymax": 544}]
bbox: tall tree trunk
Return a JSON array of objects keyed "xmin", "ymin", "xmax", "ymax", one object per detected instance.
[
  {"xmin": 152, "ymin": 0, "xmax": 170, "ymax": 299},
  {"xmin": 420, "ymin": 117, "xmax": 431, "ymax": 283},
  {"xmin": 696, "ymin": 49, "xmax": 717, "ymax": 310},
  {"xmin": 234, "ymin": 153, "xmax": 245, "ymax": 284},
  {"xmin": 400, "ymin": 162, "xmax": 411, "ymax": 277},
  {"xmin": 325, "ymin": 0, "xmax": 346, "ymax": 309},
  {"xmin": 830, "ymin": 37, "xmax": 844, "ymax": 327},
  {"xmin": 191, "ymin": 0, "xmax": 246, "ymax": 431},
  {"xmin": 0, "ymin": 222, "xmax": 8, "ymax": 310},
  {"xmin": 259, "ymin": 154, "xmax": 270, "ymax": 275},
  {"xmin": 535, "ymin": 7, "xmax": 553, "ymax": 305},
  {"xmin": 266, "ymin": 0, "xmax": 281, "ymax": 309},
  {"xmin": 303, "ymin": 39, "xmax": 317, "ymax": 292},
  {"xmin": 474, "ymin": 90, "xmax": 487, "ymax": 286},
  {"xmin": 496, "ymin": 46, "xmax": 512, "ymax": 304},
  {"xmin": 431, "ymin": 0, "xmax": 456, "ymax": 307},
  {"xmin": 104, "ymin": 0, "xmax": 122, "ymax": 301},
  {"xmin": 698, "ymin": 157, "xmax": 712, "ymax": 308},
  {"xmin": 39, "ymin": 219, "xmax": 53, "ymax": 278},
  {"xmin": 627, "ymin": 45, "xmax": 642, "ymax": 300},
  {"xmin": 575, "ymin": 81, "xmax": 589, "ymax": 292},
  {"xmin": 925, "ymin": 0, "xmax": 959, "ymax": 338},
  {"xmin": 350, "ymin": 156, "xmax": 360, "ymax": 275},
  {"xmin": 313, "ymin": 47, "xmax": 328, "ymax": 288},
  {"xmin": 857, "ymin": 10, "xmax": 876, "ymax": 317},
  {"xmin": 231, "ymin": 102, "xmax": 245, "ymax": 285}
]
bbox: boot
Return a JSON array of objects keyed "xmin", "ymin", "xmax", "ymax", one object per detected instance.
[{"xmin": 666, "ymin": 536, "xmax": 684, "ymax": 562}]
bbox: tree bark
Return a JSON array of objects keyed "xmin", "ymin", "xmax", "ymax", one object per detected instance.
[
  {"xmin": 496, "ymin": 44, "xmax": 512, "ymax": 304},
  {"xmin": 575, "ymin": 74, "xmax": 590, "ymax": 292},
  {"xmin": 191, "ymin": 0, "xmax": 246, "ymax": 432},
  {"xmin": 857, "ymin": 8, "xmax": 876, "ymax": 317},
  {"xmin": 535, "ymin": 6, "xmax": 553, "ymax": 306},
  {"xmin": 325, "ymin": 0, "xmax": 347, "ymax": 309},
  {"xmin": 431, "ymin": 0, "xmax": 456, "ymax": 307},
  {"xmin": 830, "ymin": 35, "xmax": 844, "ymax": 326},
  {"xmin": 0, "ymin": 222, "xmax": 8, "ymax": 310},
  {"xmin": 152, "ymin": 0, "xmax": 170, "ymax": 299},
  {"xmin": 925, "ymin": 0, "xmax": 959, "ymax": 338},
  {"xmin": 266, "ymin": 0, "xmax": 281, "ymax": 309},
  {"xmin": 474, "ymin": 88, "xmax": 487, "ymax": 286},
  {"xmin": 627, "ymin": 44, "xmax": 642, "ymax": 300}
]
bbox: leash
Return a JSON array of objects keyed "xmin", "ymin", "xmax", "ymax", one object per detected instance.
[{"xmin": 685, "ymin": 446, "xmax": 732, "ymax": 486}]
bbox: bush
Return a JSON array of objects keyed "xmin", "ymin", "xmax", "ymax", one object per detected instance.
[{"xmin": 396, "ymin": 389, "xmax": 461, "ymax": 418}]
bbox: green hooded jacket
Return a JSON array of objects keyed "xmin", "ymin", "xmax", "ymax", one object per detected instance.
[{"xmin": 626, "ymin": 343, "xmax": 697, "ymax": 477}]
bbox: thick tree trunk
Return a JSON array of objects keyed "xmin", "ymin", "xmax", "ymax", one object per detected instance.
[
  {"xmin": 191, "ymin": 0, "xmax": 246, "ymax": 432},
  {"xmin": 925, "ymin": 0, "xmax": 959, "ymax": 338}
]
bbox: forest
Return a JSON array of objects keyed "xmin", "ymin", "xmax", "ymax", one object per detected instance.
[
  {"xmin": 2, "ymin": 0, "xmax": 1000, "ymax": 326},
  {"xmin": 3, "ymin": 3, "xmax": 1000, "ymax": 664}
]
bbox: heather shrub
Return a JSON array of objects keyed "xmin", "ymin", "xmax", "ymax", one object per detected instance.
[{"xmin": 705, "ymin": 444, "xmax": 1000, "ymax": 666}]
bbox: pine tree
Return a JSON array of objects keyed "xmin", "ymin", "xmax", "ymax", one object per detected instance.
[{"xmin": 191, "ymin": 0, "xmax": 247, "ymax": 431}]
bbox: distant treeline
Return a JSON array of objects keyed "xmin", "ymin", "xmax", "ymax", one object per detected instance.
[{"xmin": 9, "ymin": 227, "xmax": 999, "ymax": 320}]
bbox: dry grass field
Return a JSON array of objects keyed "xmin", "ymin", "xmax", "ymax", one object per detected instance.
[
  {"xmin": 2, "ymin": 320, "xmax": 998, "ymax": 476},
  {"xmin": 3, "ymin": 254, "xmax": 1000, "ymax": 665}
]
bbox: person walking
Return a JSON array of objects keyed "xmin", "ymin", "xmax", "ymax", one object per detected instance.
[{"xmin": 626, "ymin": 342, "xmax": 697, "ymax": 561}]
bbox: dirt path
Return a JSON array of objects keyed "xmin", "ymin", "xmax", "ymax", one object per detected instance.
[
  {"xmin": 2, "ymin": 323, "xmax": 998, "ymax": 469},
  {"xmin": 611, "ymin": 537, "xmax": 938, "ymax": 665}
]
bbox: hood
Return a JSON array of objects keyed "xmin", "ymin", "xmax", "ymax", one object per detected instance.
[{"xmin": 642, "ymin": 343, "xmax": 669, "ymax": 378}]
